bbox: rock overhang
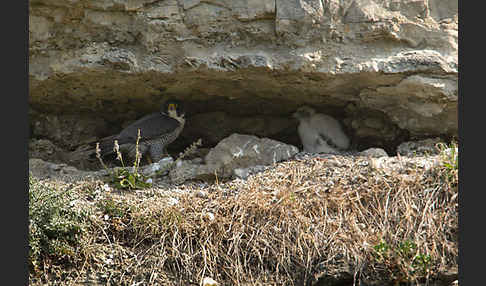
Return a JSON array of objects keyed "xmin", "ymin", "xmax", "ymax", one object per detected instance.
[{"xmin": 29, "ymin": 0, "xmax": 458, "ymax": 168}]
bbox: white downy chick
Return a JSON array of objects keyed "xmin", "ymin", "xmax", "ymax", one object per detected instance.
[{"xmin": 293, "ymin": 106, "xmax": 350, "ymax": 154}]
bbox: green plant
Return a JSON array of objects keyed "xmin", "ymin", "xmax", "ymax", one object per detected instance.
[
  {"xmin": 29, "ymin": 175, "xmax": 89, "ymax": 273},
  {"xmin": 412, "ymin": 253, "xmax": 432, "ymax": 277},
  {"xmin": 373, "ymin": 240, "xmax": 391, "ymax": 260},
  {"xmin": 373, "ymin": 239, "xmax": 433, "ymax": 282},
  {"xmin": 435, "ymin": 141, "xmax": 459, "ymax": 190},
  {"xmin": 398, "ymin": 240, "xmax": 417, "ymax": 258},
  {"xmin": 109, "ymin": 167, "xmax": 152, "ymax": 190},
  {"xmin": 436, "ymin": 141, "xmax": 458, "ymax": 171},
  {"xmin": 97, "ymin": 197, "xmax": 129, "ymax": 218},
  {"xmin": 96, "ymin": 129, "xmax": 152, "ymax": 190}
]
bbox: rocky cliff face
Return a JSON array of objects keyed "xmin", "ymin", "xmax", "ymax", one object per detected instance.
[{"xmin": 29, "ymin": 0, "xmax": 458, "ymax": 167}]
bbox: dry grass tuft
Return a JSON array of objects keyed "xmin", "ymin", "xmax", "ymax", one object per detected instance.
[{"xmin": 29, "ymin": 154, "xmax": 458, "ymax": 286}]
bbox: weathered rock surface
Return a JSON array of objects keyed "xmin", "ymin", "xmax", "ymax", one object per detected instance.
[
  {"xmin": 29, "ymin": 158, "xmax": 94, "ymax": 181},
  {"xmin": 359, "ymin": 147, "xmax": 389, "ymax": 158},
  {"xmin": 30, "ymin": 110, "xmax": 109, "ymax": 150},
  {"xmin": 169, "ymin": 133, "xmax": 298, "ymax": 183},
  {"xmin": 369, "ymin": 155, "xmax": 440, "ymax": 178},
  {"xmin": 396, "ymin": 137, "xmax": 443, "ymax": 156},
  {"xmin": 29, "ymin": 135, "xmax": 452, "ymax": 190},
  {"xmin": 29, "ymin": 139, "xmax": 67, "ymax": 163},
  {"xmin": 205, "ymin": 133, "xmax": 299, "ymax": 178},
  {"xmin": 140, "ymin": 156, "xmax": 175, "ymax": 176},
  {"xmin": 169, "ymin": 159, "xmax": 212, "ymax": 184},
  {"xmin": 232, "ymin": 165, "xmax": 268, "ymax": 180},
  {"xmin": 29, "ymin": 0, "xmax": 458, "ymax": 167}
]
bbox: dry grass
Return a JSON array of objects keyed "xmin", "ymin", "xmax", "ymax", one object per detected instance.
[{"xmin": 29, "ymin": 153, "xmax": 458, "ymax": 286}]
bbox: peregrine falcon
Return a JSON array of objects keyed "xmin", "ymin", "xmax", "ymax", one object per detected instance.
[
  {"xmin": 292, "ymin": 106, "xmax": 350, "ymax": 154},
  {"xmin": 97, "ymin": 99, "xmax": 185, "ymax": 164}
]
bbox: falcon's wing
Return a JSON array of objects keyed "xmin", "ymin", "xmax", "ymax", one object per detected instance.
[
  {"xmin": 317, "ymin": 132, "xmax": 340, "ymax": 150},
  {"xmin": 116, "ymin": 113, "xmax": 181, "ymax": 144}
]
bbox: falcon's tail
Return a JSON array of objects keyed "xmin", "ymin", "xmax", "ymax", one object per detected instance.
[
  {"xmin": 66, "ymin": 135, "xmax": 117, "ymax": 161},
  {"xmin": 73, "ymin": 135, "xmax": 119, "ymax": 157}
]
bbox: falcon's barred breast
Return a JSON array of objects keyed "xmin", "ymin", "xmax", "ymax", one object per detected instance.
[{"xmin": 98, "ymin": 99, "xmax": 185, "ymax": 163}]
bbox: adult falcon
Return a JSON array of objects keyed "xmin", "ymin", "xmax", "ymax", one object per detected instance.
[{"xmin": 97, "ymin": 99, "xmax": 185, "ymax": 164}]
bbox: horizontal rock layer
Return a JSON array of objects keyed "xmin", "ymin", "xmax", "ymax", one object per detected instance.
[{"xmin": 29, "ymin": 0, "xmax": 458, "ymax": 163}]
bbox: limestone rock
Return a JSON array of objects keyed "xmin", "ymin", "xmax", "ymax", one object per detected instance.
[
  {"xmin": 30, "ymin": 111, "xmax": 108, "ymax": 150},
  {"xmin": 428, "ymin": 0, "xmax": 458, "ymax": 22},
  {"xmin": 168, "ymin": 159, "xmax": 212, "ymax": 185},
  {"xmin": 369, "ymin": 155, "xmax": 440, "ymax": 177},
  {"xmin": 167, "ymin": 134, "xmax": 298, "ymax": 183},
  {"xmin": 29, "ymin": 158, "xmax": 92, "ymax": 181},
  {"xmin": 356, "ymin": 71, "xmax": 458, "ymax": 136},
  {"xmin": 29, "ymin": 0, "xmax": 458, "ymax": 163},
  {"xmin": 359, "ymin": 147, "xmax": 389, "ymax": 158},
  {"xmin": 205, "ymin": 134, "xmax": 299, "ymax": 178},
  {"xmin": 29, "ymin": 139, "xmax": 66, "ymax": 163},
  {"xmin": 140, "ymin": 157, "xmax": 174, "ymax": 176},
  {"xmin": 29, "ymin": 158, "xmax": 56, "ymax": 179},
  {"xmin": 396, "ymin": 138, "xmax": 443, "ymax": 156},
  {"xmin": 233, "ymin": 165, "xmax": 267, "ymax": 180}
]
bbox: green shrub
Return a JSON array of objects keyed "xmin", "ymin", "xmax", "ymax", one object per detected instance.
[
  {"xmin": 28, "ymin": 175, "xmax": 89, "ymax": 273},
  {"xmin": 97, "ymin": 196, "xmax": 130, "ymax": 218},
  {"xmin": 373, "ymin": 239, "xmax": 433, "ymax": 283}
]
